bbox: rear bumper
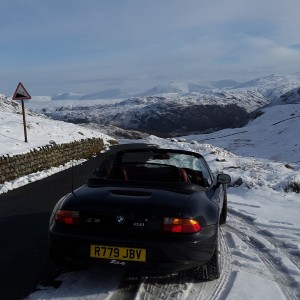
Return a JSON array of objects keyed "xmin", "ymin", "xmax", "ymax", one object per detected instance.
[{"xmin": 49, "ymin": 225, "xmax": 217, "ymax": 274}]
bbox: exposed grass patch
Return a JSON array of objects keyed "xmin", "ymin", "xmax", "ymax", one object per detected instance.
[
  {"xmin": 284, "ymin": 163, "xmax": 294, "ymax": 170},
  {"xmin": 284, "ymin": 180, "xmax": 300, "ymax": 193}
]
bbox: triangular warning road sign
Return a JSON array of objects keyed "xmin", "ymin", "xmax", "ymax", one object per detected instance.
[{"xmin": 12, "ymin": 82, "xmax": 31, "ymax": 100}]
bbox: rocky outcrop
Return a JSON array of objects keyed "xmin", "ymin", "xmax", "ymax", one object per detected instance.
[{"xmin": 122, "ymin": 103, "xmax": 251, "ymax": 137}]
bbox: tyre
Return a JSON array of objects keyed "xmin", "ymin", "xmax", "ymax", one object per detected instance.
[
  {"xmin": 192, "ymin": 231, "xmax": 221, "ymax": 281},
  {"xmin": 219, "ymin": 191, "xmax": 227, "ymax": 225}
]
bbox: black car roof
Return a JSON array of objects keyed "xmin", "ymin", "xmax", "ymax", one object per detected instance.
[
  {"xmin": 104, "ymin": 143, "xmax": 203, "ymax": 159},
  {"xmin": 117, "ymin": 147, "xmax": 203, "ymax": 157}
]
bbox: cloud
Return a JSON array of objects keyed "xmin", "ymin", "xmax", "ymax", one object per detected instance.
[{"xmin": 1, "ymin": 0, "xmax": 300, "ymax": 94}]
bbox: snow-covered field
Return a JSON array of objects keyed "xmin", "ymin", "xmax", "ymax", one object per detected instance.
[{"xmin": 1, "ymin": 95, "xmax": 300, "ymax": 299}]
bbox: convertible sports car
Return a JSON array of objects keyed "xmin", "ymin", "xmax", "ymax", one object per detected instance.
[{"xmin": 49, "ymin": 143, "xmax": 231, "ymax": 280}]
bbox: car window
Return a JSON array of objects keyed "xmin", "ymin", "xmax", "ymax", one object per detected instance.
[
  {"xmin": 197, "ymin": 157, "xmax": 213, "ymax": 186},
  {"xmin": 105, "ymin": 150, "xmax": 214, "ymax": 186},
  {"xmin": 121, "ymin": 151, "xmax": 206, "ymax": 173}
]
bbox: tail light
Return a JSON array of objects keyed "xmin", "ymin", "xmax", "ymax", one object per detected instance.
[
  {"xmin": 55, "ymin": 210, "xmax": 80, "ymax": 225},
  {"xmin": 163, "ymin": 218, "xmax": 202, "ymax": 233}
]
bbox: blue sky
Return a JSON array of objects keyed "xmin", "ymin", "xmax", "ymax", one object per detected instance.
[{"xmin": 1, "ymin": 0, "xmax": 300, "ymax": 96}]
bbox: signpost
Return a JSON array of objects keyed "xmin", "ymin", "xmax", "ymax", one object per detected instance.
[{"xmin": 12, "ymin": 82, "xmax": 31, "ymax": 143}]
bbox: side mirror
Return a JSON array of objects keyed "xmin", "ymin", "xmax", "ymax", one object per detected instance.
[{"xmin": 217, "ymin": 173, "xmax": 231, "ymax": 184}]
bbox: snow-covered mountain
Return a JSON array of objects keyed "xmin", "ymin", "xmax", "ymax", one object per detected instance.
[
  {"xmin": 138, "ymin": 80, "xmax": 239, "ymax": 95},
  {"xmin": 49, "ymin": 73, "xmax": 300, "ymax": 100},
  {"xmin": 52, "ymin": 89, "xmax": 122, "ymax": 100},
  {"xmin": 30, "ymin": 72, "xmax": 300, "ymax": 137},
  {"xmin": 52, "ymin": 92, "xmax": 83, "ymax": 100},
  {"xmin": 49, "ymin": 80, "xmax": 238, "ymax": 99},
  {"xmin": 7, "ymin": 72, "xmax": 300, "ymax": 138},
  {"xmin": 235, "ymin": 73, "xmax": 300, "ymax": 100},
  {"xmin": 274, "ymin": 86, "xmax": 300, "ymax": 105},
  {"xmin": 138, "ymin": 82, "xmax": 191, "ymax": 96},
  {"xmin": 81, "ymin": 89, "xmax": 121, "ymax": 100},
  {"xmin": 38, "ymin": 90, "xmax": 269, "ymax": 137}
]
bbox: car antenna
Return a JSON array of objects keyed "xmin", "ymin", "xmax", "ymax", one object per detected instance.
[{"xmin": 71, "ymin": 141, "xmax": 75, "ymax": 195}]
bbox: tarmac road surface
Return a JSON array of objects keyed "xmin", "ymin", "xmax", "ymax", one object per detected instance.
[{"xmin": 0, "ymin": 155, "xmax": 102, "ymax": 300}]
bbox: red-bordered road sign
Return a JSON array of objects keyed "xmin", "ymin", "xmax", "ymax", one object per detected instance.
[{"xmin": 12, "ymin": 82, "xmax": 31, "ymax": 100}]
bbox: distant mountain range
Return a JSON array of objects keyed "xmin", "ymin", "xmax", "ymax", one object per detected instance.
[
  {"xmin": 5, "ymin": 72, "xmax": 300, "ymax": 138},
  {"xmin": 39, "ymin": 90, "xmax": 278, "ymax": 138},
  {"xmin": 51, "ymin": 73, "xmax": 300, "ymax": 101},
  {"xmin": 52, "ymin": 81, "xmax": 237, "ymax": 100},
  {"xmin": 52, "ymin": 89, "xmax": 122, "ymax": 100}
]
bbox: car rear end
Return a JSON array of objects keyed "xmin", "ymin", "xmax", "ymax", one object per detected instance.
[{"xmin": 49, "ymin": 184, "xmax": 218, "ymax": 274}]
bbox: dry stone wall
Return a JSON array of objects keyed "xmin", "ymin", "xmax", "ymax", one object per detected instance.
[{"xmin": 0, "ymin": 138, "xmax": 109, "ymax": 184}]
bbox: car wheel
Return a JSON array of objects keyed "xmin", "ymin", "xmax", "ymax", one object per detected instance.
[
  {"xmin": 219, "ymin": 191, "xmax": 227, "ymax": 225},
  {"xmin": 192, "ymin": 232, "xmax": 221, "ymax": 281}
]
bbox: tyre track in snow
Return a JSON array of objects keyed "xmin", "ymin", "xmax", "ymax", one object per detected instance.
[
  {"xmin": 137, "ymin": 273, "xmax": 193, "ymax": 300},
  {"xmin": 116, "ymin": 226, "xmax": 233, "ymax": 300},
  {"xmin": 228, "ymin": 208, "xmax": 300, "ymax": 272},
  {"xmin": 109, "ymin": 275, "xmax": 143, "ymax": 300},
  {"xmin": 111, "ymin": 268, "xmax": 193, "ymax": 299},
  {"xmin": 226, "ymin": 209, "xmax": 300, "ymax": 300},
  {"xmin": 191, "ymin": 227, "xmax": 232, "ymax": 300}
]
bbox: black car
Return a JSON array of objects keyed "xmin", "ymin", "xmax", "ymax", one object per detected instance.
[{"xmin": 49, "ymin": 144, "xmax": 231, "ymax": 280}]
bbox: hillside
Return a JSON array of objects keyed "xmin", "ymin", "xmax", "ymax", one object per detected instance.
[
  {"xmin": 274, "ymin": 86, "xmax": 300, "ymax": 105},
  {"xmin": 235, "ymin": 73, "xmax": 300, "ymax": 100},
  {"xmin": 0, "ymin": 97, "xmax": 113, "ymax": 156},
  {"xmin": 182, "ymin": 103, "xmax": 300, "ymax": 163}
]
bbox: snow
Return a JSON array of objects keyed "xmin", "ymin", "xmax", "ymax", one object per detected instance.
[
  {"xmin": 235, "ymin": 73, "xmax": 300, "ymax": 101},
  {"xmin": 182, "ymin": 103, "xmax": 300, "ymax": 163},
  {"xmin": 225, "ymin": 271, "xmax": 285, "ymax": 300},
  {"xmin": 0, "ymin": 98, "xmax": 113, "ymax": 157},
  {"xmin": 1, "ymin": 95, "xmax": 300, "ymax": 299}
]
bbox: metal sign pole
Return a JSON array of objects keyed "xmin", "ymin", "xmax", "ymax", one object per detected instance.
[{"xmin": 21, "ymin": 100, "xmax": 28, "ymax": 143}]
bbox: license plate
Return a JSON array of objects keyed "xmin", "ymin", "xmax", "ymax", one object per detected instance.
[{"xmin": 90, "ymin": 245, "xmax": 146, "ymax": 262}]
